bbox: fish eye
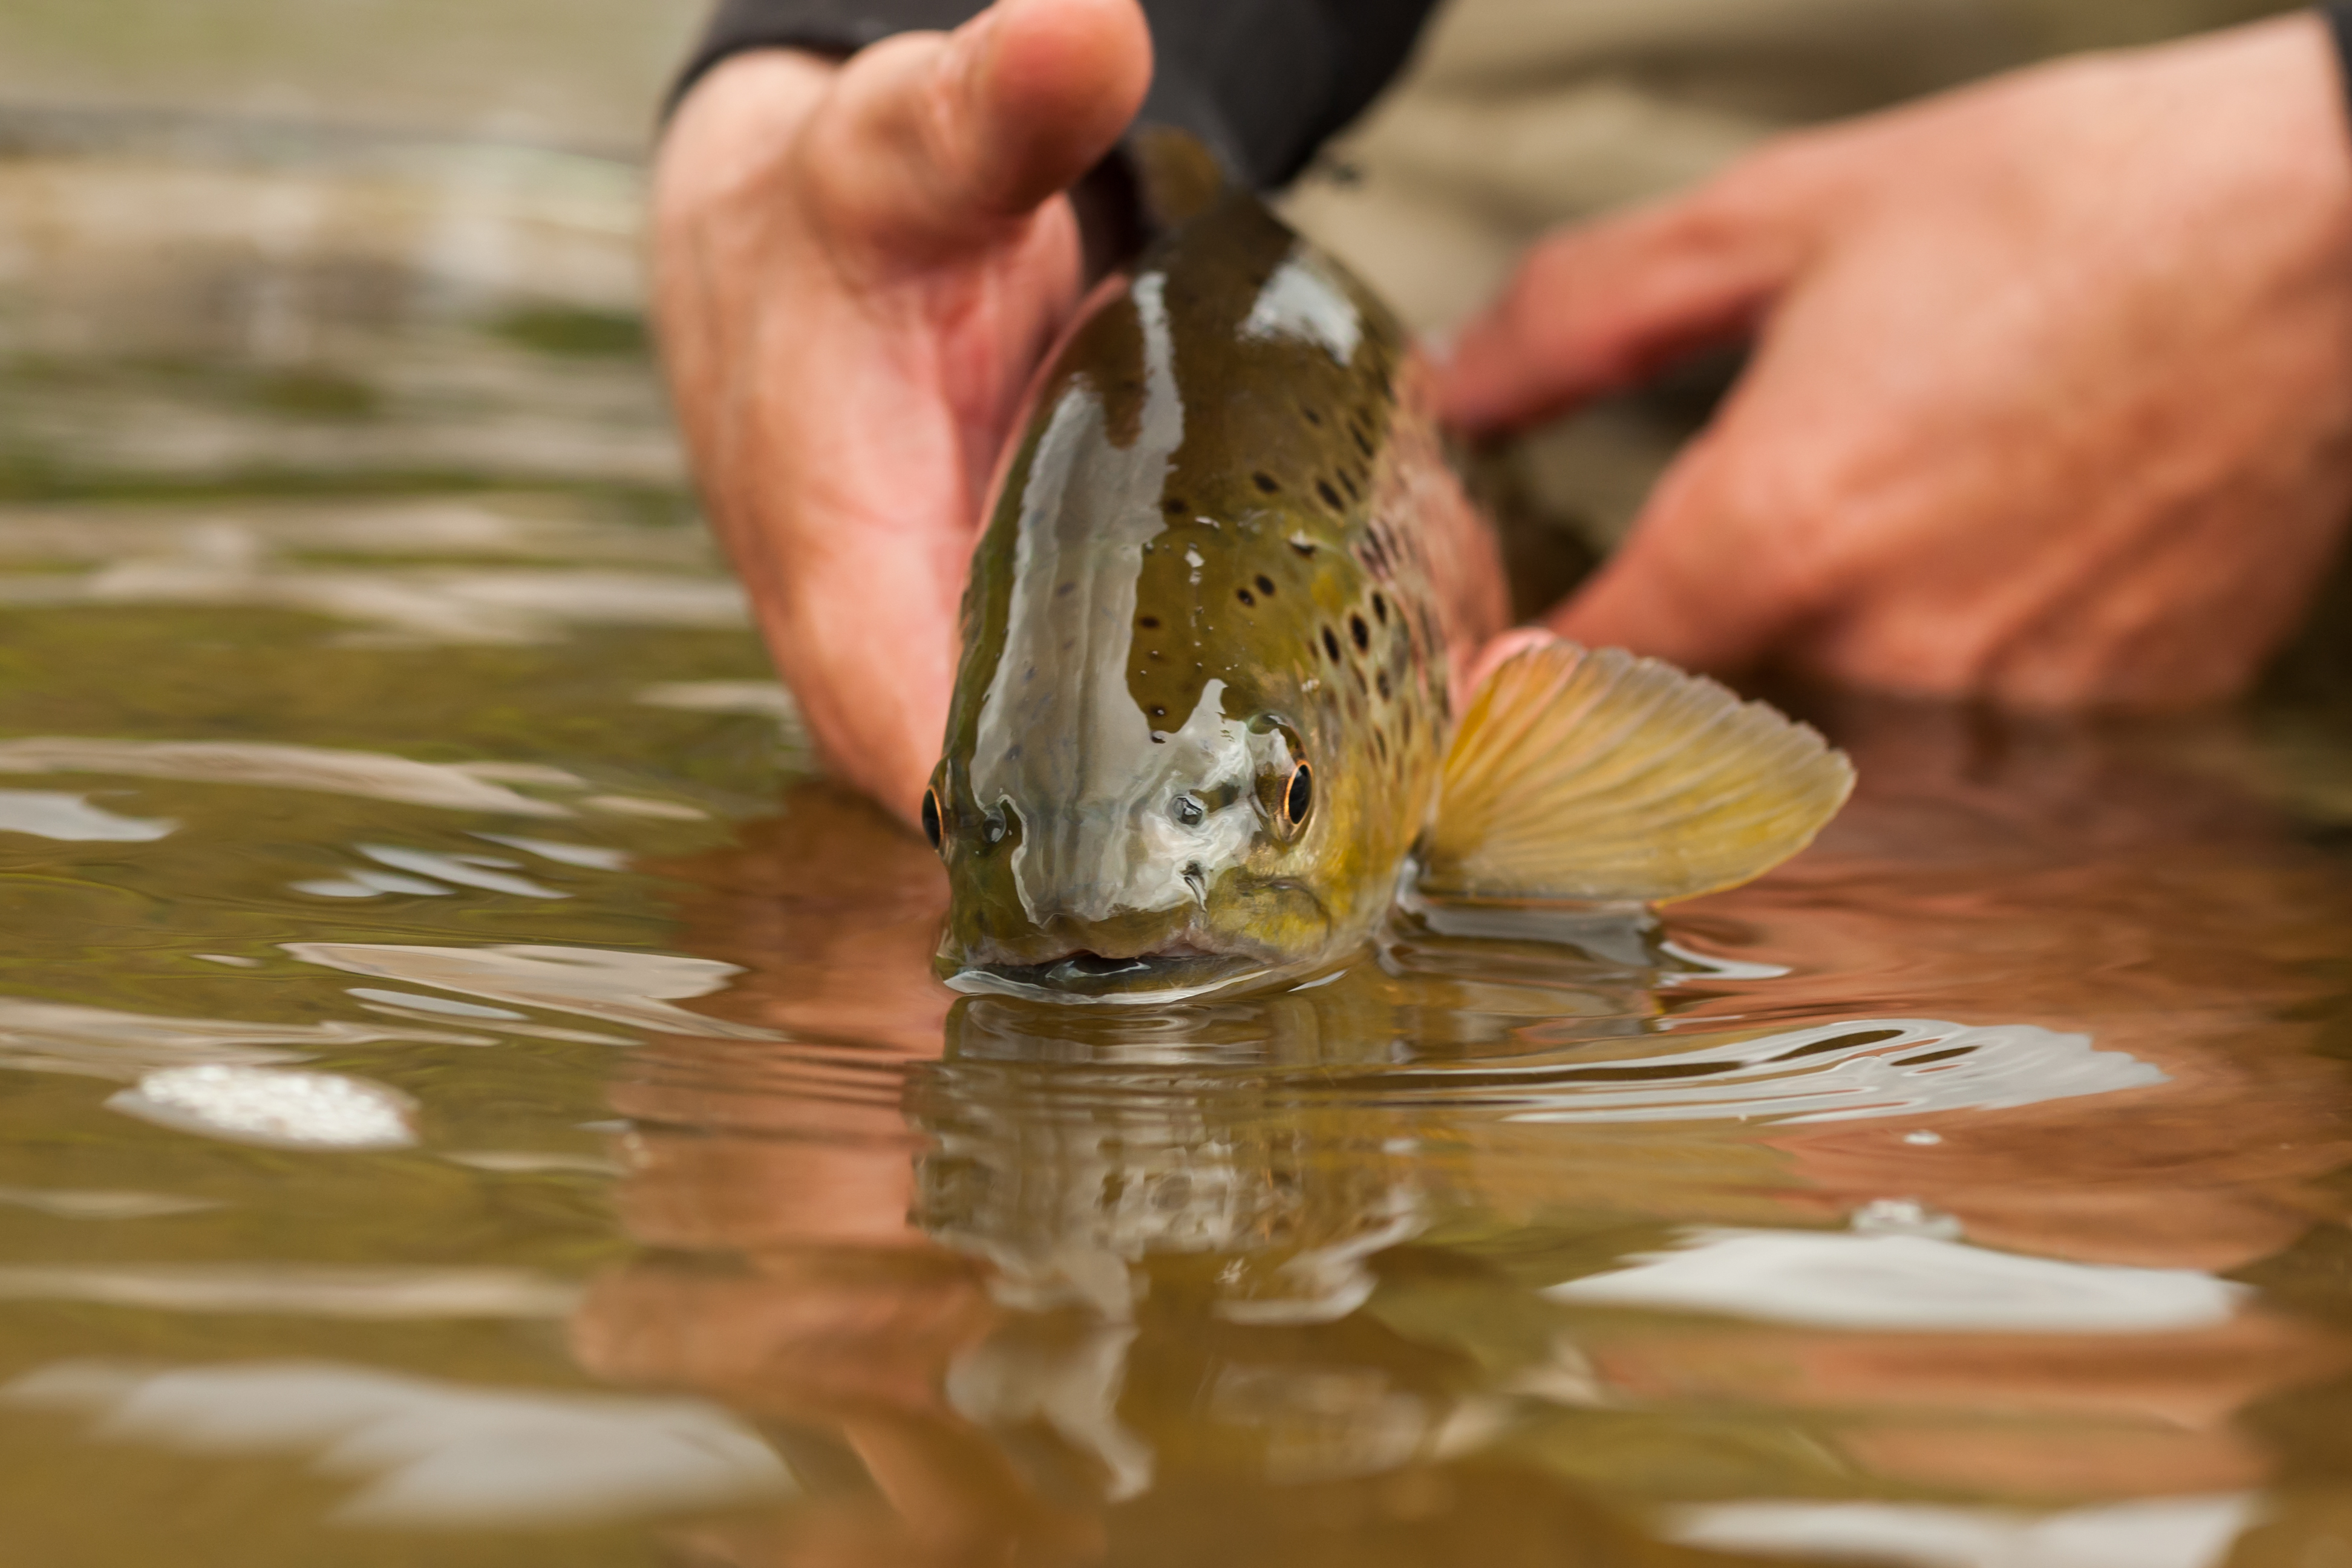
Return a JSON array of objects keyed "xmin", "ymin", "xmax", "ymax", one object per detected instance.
[
  {"xmin": 921, "ymin": 788, "xmax": 943, "ymax": 854},
  {"xmin": 1171, "ymin": 792, "xmax": 1206, "ymax": 828},
  {"xmin": 1281, "ymin": 761, "xmax": 1313, "ymax": 832},
  {"xmin": 982, "ymin": 811, "xmax": 1007, "ymax": 846}
]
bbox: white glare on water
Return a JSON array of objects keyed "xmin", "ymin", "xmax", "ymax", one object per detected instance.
[{"xmin": 110, "ymin": 1065, "xmax": 417, "ymax": 1151}]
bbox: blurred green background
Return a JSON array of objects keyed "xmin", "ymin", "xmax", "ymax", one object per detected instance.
[{"xmin": 0, "ymin": 0, "xmax": 701, "ymax": 152}]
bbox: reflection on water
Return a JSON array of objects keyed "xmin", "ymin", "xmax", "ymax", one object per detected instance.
[
  {"xmin": 9, "ymin": 123, "xmax": 2352, "ymax": 1568},
  {"xmin": 552, "ymin": 728, "xmax": 2352, "ymax": 1567},
  {"xmin": 4, "ymin": 1359, "xmax": 791, "ymax": 1527},
  {"xmin": 1543, "ymin": 1231, "xmax": 2245, "ymax": 1333}
]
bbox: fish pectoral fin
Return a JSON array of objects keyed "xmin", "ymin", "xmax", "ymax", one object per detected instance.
[{"xmin": 1419, "ymin": 636, "xmax": 1854, "ymax": 905}]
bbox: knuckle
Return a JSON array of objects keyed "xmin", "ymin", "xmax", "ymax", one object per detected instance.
[{"xmin": 1696, "ymin": 131, "xmax": 1835, "ymax": 217}]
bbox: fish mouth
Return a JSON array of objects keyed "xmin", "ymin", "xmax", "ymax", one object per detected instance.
[
  {"xmin": 938, "ymin": 883, "xmax": 1336, "ymax": 1005},
  {"xmin": 942, "ymin": 943, "xmax": 1269, "ymax": 1004}
]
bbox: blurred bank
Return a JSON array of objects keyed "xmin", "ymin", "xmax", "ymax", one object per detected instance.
[
  {"xmin": 0, "ymin": 0, "xmax": 697, "ymax": 151},
  {"xmin": 0, "ymin": 0, "xmax": 697, "ymax": 502}
]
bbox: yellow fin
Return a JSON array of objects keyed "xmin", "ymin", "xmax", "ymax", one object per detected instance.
[{"xmin": 1419, "ymin": 638, "xmax": 1854, "ymax": 904}]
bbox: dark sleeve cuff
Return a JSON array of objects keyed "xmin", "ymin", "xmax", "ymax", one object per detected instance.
[
  {"xmin": 673, "ymin": 0, "xmax": 982, "ymax": 102},
  {"xmin": 669, "ymin": 0, "xmax": 1438, "ymax": 192},
  {"xmin": 2327, "ymin": 5, "xmax": 2352, "ymax": 108}
]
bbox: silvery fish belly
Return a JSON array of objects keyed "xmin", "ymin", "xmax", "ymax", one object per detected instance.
[{"xmin": 922, "ymin": 155, "xmax": 1853, "ymax": 1004}]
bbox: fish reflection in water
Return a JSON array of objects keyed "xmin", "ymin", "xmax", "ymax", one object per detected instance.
[{"xmin": 566, "ymin": 698, "xmax": 2352, "ymax": 1566}]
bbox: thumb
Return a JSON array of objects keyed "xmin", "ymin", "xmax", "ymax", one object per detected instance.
[
  {"xmin": 812, "ymin": 0, "xmax": 1153, "ymax": 260},
  {"xmin": 1434, "ymin": 163, "xmax": 1823, "ymax": 434}
]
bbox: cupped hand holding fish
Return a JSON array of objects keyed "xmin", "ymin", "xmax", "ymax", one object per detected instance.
[
  {"xmin": 653, "ymin": 0, "xmax": 1152, "ymax": 824},
  {"xmin": 1439, "ymin": 13, "xmax": 2352, "ymax": 710},
  {"xmin": 658, "ymin": 1, "xmax": 1852, "ymax": 1004}
]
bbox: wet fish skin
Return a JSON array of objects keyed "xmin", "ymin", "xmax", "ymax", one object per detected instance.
[{"xmin": 926, "ymin": 180, "xmax": 1509, "ymax": 1000}]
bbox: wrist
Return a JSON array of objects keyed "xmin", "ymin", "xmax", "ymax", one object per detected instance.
[{"xmin": 2156, "ymin": 13, "xmax": 2352, "ymax": 229}]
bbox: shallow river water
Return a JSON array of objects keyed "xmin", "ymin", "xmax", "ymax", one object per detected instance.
[{"xmin": 10, "ymin": 126, "xmax": 2352, "ymax": 1568}]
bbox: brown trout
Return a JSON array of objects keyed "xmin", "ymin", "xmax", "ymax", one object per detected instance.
[{"xmin": 921, "ymin": 139, "xmax": 1851, "ymax": 1002}]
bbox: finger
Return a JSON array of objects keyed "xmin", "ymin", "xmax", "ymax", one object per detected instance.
[
  {"xmin": 768, "ymin": 505, "xmax": 967, "ymax": 825},
  {"xmin": 1434, "ymin": 160, "xmax": 1826, "ymax": 434},
  {"xmin": 1462, "ymin": 626, "xmax": 1554, "ymax": 694},
  {"xmin": 812, "ymin": 0, "xmax": 1152, "ymax": 259},
  {"xmin": 1544, "ymin": 432, "xmax": 1814, "ymax": 674}
]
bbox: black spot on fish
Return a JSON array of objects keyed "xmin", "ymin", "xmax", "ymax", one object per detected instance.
[
  {"xmin": 1322, "ymin": 627, "xmax": 1341, "ymax": 661},
  {"xmin": 1353, "ymin": 426, "xmax": 1376, "ymax": 460},
  {"xmin": 1255, "ymin": 575, "xmax": 1276, "ymax": 596},
  {"xmin": 1163, "ymin": 497, "xmax": 1187, "ymax": 515},
  {"xmin": 1139, "ymin": 615, "xmax": 1160, "ymax": 629},
  {"xmin": 1376, "ymin": 669, "xmax": 1391, "ymax": 701},
  {"xmin": 1316, "ymin": 480, "xmax": 1342, "ymax": 510},
  {"xmin": 1253, "ymin": 472, "xmax": 1279, "ymax": 494},
  {"xmin": 1373, "ymin": 728, "xmax": 1388, "ymax": 762},
  {"xmin": 1350, "ymin": 614, "xmax": 1370, "ymax": 652},
  {"xmin": 1337, "ymin": 469, "xmax": 1359, "ymax": 503},
  {"xmin": 1371, "ymin": 592, "xmax": 1388, "ymax": 625},
  {"xmin": 1301, "ymin": 405, "xmax": 1322, "ymax": 426},
  {"xmin": 1236, "ymin": 587, "xmax": 1256, "ymax": 607},
  {"xmin": 1400, "ymin": 709, "xmax": 1413, "ymax": 742},
  {"xmin": 1056, "ymin": 581, "xmax": 1076, "ymax": 597}
]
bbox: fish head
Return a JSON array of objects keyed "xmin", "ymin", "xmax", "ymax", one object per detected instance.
[{"xmin": 927, "ymin": 664, "xmax": 1376, "ymax": 1002}]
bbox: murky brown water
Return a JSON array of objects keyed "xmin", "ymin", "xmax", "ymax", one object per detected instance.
[{"xmin": 9, "ymin": 119, "xmax": 2352, "ymax": 1568}]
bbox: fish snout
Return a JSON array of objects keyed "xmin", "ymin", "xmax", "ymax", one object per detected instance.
[{"xmin": 939, "ymin": 909, "xmax": 1267, "ymax": 1001}]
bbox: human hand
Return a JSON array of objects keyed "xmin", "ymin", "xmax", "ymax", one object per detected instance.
[
  {"xmin": 1439, "ymin": 15, "xmax": 2352, "ymax": 709},
  {"xmin": 653, "ymin": 0, "xmax": 1151, "ymax": 823}
]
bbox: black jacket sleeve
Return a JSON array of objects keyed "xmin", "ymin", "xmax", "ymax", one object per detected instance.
[
  {"xmin": 671, "ymin": 0, "xmax": 1442, "ymax": 191},
  {"xmin": 2328, "ymin": 5, "xmax": 2352, "ymax": 111}
]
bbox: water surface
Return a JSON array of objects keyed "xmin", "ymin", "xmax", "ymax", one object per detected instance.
[{"xmin": 7, "ymin": 124, "xmax": 2352, "ymax": 1568}]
